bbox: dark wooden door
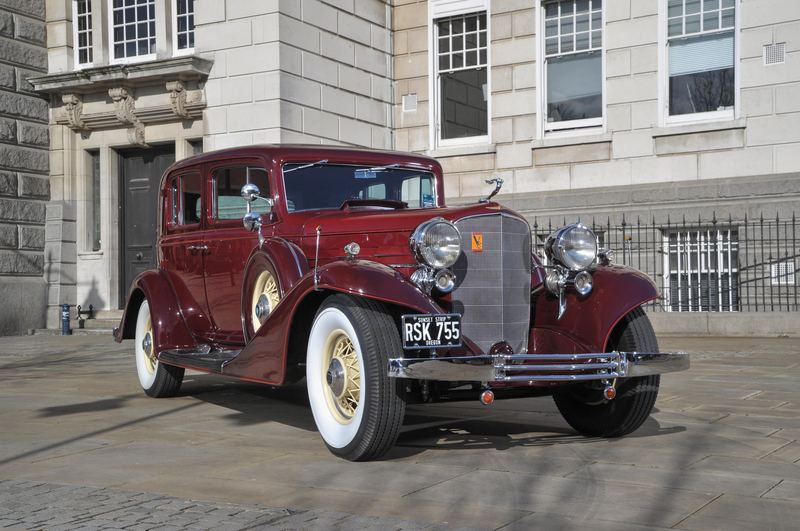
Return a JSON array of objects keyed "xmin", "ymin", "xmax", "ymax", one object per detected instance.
[{"xmin": 119, "ymin": 146, "xmax": 175, "ymax": 307}]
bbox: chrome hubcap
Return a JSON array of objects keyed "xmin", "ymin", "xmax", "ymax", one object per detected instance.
[
  {"xmin": 255, "ymin": 294, "xmax": 270, "ymax": 324},
  {"xmin": 142, "ymin": 333, "xmax": 152, "ymax": 357},
  {"xmin": 326, "ymin": 358, "xmax": 345, "ymax": 397}
]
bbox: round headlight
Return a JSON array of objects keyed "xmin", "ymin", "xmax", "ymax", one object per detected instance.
[
  {"xmin": 545, "ymin": 223, "xmax": 598, "ymax": 271},
  {"xmin": 410, "ymin": 218, "xmax": 462, "ymax": 268}
]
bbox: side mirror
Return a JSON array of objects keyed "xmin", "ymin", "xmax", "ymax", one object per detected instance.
[
  {"xmin": 241, "ymin": 183, "xmax": 260, "ymax": 202},
  {"xmin": 243, "ymin": 212, "xmax": 263, "ymax": 232}
]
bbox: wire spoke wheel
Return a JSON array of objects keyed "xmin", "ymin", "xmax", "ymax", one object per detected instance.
[
  {"xmin": 134, "ymin": 299, "xmax": 184, "ymax": 398},
  {"xmin": 307, "ymin": 294, "xmax": 406, "ymax": 461},
  {"xmin": 252, "ymin": 270, "xmax": 280, "ymax": 329}
]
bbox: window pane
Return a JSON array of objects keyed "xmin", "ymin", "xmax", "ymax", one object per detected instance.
[
  {"xmin": 591, "ymin": 10, "xmax": 601, "ymax": 29},
  {"xmin": 591, "ymin": 30, "xmax": 601, "ymax": 47},
  {"xmin": 440, "ymin": 69, "xmax": 488, "ymax": 139},
  {"xmin": 546, "ymin": 19, "xmax": 558, "ymax": 37},
  {"xmin": 669, "ymin": 68, "xmax": 734, "ymax": 115},
  {"xmin": 546, "ymin": 2, "xmax": 559, "ymax": 18},
  {"xmin": 721, "ymin": 8, "xmax": 734, "ymax": 28},
  {"xmin": 453, "ymin": 54, "xmax": 463, "ymax": 68},
  {"xmin": 439, "ymin": 55, "xmax": 449, "ymax": 71},
  {"xmin": 721, "ymin": 0, "xmax": 734, "ymax": 7},
  {"xmin": 668, "ymin": 17, "xmax": 683, "ymax": 36},
  {"xmin": 686, "ymin": 0, "xmax": 701, "ymax": 14},
  {"xmin": 561, "ymin": 17, "xmax": 574, "ymax": 34},
  {"xmin": 685, "ymin": 14, "xmax": 701, "ymax": 33},
  {"xmin": 465, "ymin": 15, "xmax": 477, "ymax": 32},
  {"xmin": 561, "ymin": 34, "xmax": 574, "ymax": 53},
  {"xmin": 466, "ymin": 50, "xmax": 477, "ymax": 66},
  {"xmin": 181, "ymin": 174, "xmax": 202, "ymax": 225},
  {"xmin": 546, "ymin": 37, "xmax": 559, "ymax": 54},
  {"xmin": 214, "ymin": 168, "xmax": 270, "ymax": 220},
  {"xmin": 546, "ymin": 52, "xmax": 602, "ymax": 123},
  {"xmin": 561, "ymin": 0, "xmax": 573, "ymax": 15},
  {"xmin": 576, "ymin": 0, "xmax": 590, "ymax": 13},
  {"xmin": 576, "ymin": 13, "xmax": 590, "ymax": 32},
  {"xmin": 703, "ymin": 0, "xmax": 719, "ymax": 11},
  {"xmin": 704, "ymin": 11, "xmax": 719, "ymax": 31},
  {"xmin": 576, "ymin": 32, "xmax": 590, "ymax": 50},
  {"xmin": 439, "ymin": 37, "xmax": 449, "ymax": 53}
]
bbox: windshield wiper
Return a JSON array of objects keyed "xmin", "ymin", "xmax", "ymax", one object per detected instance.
[
  {"xmin": 355, "ymin": 163, "xmax": 402, "ymax": 173},
  {"xmin": 283, "ymin": 159, "xmax": 329, "ymax": 173}
]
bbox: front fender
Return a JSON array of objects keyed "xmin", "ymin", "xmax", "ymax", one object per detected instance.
[
  {"xmin": 114, "ymin": 269, "xmax": 197, "ymax": 353},
  {"xmin": 223, "ymin": 259, "xmax": 443, "ymax": 384},
  {"xmin": 533, "ymin": 264, "xmax": 659, "ymax": 353}
]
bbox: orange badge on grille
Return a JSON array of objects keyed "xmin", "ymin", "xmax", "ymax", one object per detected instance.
[{"xmin": 472, "ymin": 233, "xmax": 483, "ymax": 252}]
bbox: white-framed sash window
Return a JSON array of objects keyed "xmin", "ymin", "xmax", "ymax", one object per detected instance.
[
  {"xmin": 541, "ymin": 0, "xmax": 604, "ymax": 132},
  {"xmin": 172, "ymin": 0, "xmax": 195, "ymax": 55},
  {"xmin": 109, "ymin": 0, "xmax": 157, "ymax": 64},
  {"xmin": 428, "ymin": 0, "xmax": 491, "ymax": 149},
  {"xmin": 73, "ymin": 0, "xmax": 94, "ymax": 69},
  {"xmin": 661, "ymin": 0, "xmax": 738, "ymax": 125}
]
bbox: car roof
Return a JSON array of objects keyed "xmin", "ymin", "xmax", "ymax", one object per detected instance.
[{"xmin": 167, "ymin": 144, "xmax": 441, "ymax": 173}]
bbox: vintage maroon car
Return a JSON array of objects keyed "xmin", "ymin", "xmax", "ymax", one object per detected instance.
[{"xmin": 115, "ymin": 144, "xmax": 688, "ymax": 461}]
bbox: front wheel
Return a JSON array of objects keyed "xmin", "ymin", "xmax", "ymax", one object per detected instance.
[
  {"xmin": 553, "ymin": 307, "xmax": 660, "ymax": 438},
  {"xmin": 306, "ymin": 294, "xmax": 406, "ymax": 461},
  {"xmin": 134, "ymin": 299, "xmax": 184, "ymax": 398}
]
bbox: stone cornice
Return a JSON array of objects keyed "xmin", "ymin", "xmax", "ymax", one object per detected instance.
[{"xmin": 28, "ymin": 56, "xmax": 213, "ymax": 94}]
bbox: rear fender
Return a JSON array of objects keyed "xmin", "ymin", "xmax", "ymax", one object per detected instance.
[
  {"xmin": 114, "ymin": 270, "xmax": 197, "ymax": 352},
  {"xmin": 533, "ymin": 264, "xmax": 658, "ymax": 353},
  {"xmin": 223, "ymin": 259, "xmax": 443, "ymax": 384}
]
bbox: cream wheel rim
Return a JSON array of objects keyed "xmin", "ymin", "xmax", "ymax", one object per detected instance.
[
  {"xmin": 142, "ymin": 313, "xmax": 156, "ymax": 375},
  {"xmin": 323, "ymin": 330, "xmax": 361, "ymax": 423},
  {"xmin": 251, "ymin": 270, "xmax": 279, "ymax": 330}
]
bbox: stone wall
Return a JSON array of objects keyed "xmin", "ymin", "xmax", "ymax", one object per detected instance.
[
  {"xmin": 0, "ymin": 0, "xmax": 49, "ymax": 335},
  {"xmin": 198, "ymin": 0, "xmax": 393, "ymax": 151}
]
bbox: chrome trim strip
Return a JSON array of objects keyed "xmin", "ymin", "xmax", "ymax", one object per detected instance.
[{"xmin": 387, "ymin": 351, "xmax": 689, "ymax": 381}]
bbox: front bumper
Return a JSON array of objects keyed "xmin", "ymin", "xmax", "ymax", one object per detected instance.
[{"xmin": 388, "ymin": 351, "xmax": 689, "ymax": 382}]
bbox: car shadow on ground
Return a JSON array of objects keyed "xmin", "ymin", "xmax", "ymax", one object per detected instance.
[{"xmin": 173, "ymin": 375, "xmax": 687, "ymax": 458}]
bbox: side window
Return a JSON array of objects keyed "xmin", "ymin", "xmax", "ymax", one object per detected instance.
[
  {"xmin": 542, "ymin": 0, "xmax": 604, "ymax": 131},
  {"xmin": 402, "ymin": 176, "xmax": 435, "ymax": 208},
  {"xmin": 212, "ymin": 166, "xmax": 271, "ymax": 221},
  {"xmin": 170, "ymin": 173, "xmax": 201, "ymax": 227}
]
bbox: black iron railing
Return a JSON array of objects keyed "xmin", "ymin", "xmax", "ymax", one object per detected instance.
[{"xmin": 532, "ymin": 213, "xmax": 798, "ymax": 312}]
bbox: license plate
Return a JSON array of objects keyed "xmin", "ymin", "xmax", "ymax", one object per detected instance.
[{"xmin": 402, "ymin": 313, "xmax": 462, "ymax": 349}]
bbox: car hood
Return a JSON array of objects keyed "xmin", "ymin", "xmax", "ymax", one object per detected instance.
[{"xmin": 295, "ymin": 202, "xmax": 522, "ymax": 237}]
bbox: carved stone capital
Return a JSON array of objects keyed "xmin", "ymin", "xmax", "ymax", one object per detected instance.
[
  {"xmin": 62, "ymin": 94, "xmax": 86, "ymax": 130},
  {"xmin": 109, "ymin": 87, "xmax": 136, "ymax": 125},
  {"xmin": 166, "ymin": 80, "xmax": 189, "ymax": 118}
]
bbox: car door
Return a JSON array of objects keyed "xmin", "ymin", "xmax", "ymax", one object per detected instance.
[
  {"xmin": 159, "ymin": 168, "xmax": 214, "ymax": 341},
  {"xmin": 203, "ymin": 160, "xmax": 275, "ymax": 344}
]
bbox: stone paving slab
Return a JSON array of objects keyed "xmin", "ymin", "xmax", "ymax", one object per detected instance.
[{"xmin": 1, "ymin": 334, "xmax": 800, "ymax": 530}]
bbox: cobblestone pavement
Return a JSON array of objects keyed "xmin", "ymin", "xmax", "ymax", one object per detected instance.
[{"xmin": 0, "ymin": 479, "xmax": 477, "ymax": 531}]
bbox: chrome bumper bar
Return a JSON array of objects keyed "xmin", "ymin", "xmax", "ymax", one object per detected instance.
[{"xmin": 388, "ymin": 351, "xmax": 690, "ymax": 382}]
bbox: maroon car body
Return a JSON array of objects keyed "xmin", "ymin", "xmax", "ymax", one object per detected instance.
[{"xmin": 117, "ymin": 145, "xmax": 688, "ymax": 461}]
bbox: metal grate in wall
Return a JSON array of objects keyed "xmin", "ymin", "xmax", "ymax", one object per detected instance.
[{"xmin": 764, "ymin": 43, "xmax": 786, "ymax": 65}]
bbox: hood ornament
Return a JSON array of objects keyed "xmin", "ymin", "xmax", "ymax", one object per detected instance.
[{"xmin": 479, "ymin": 178, "xmax": 504, "ymax": 203}]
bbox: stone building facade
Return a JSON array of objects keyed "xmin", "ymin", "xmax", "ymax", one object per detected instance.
[
  {"xmin": 393, "ymin": 0, "xmax": 800, "ymax": 226},
  {"xmin": 0, "ymin": 0, "xmax": 49, "ymax": 335},
  {"xmin": 28, "ymin": 0, "xmax": 392, "ymax": 331},
  {"xmin": 6, "ymin": 0, "xmax": 799, "ymax": 334}
]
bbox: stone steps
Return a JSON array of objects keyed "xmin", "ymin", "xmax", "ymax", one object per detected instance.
[{"xmin": 29, "ymin": 310, "xmax": 124, "ymax": 336}]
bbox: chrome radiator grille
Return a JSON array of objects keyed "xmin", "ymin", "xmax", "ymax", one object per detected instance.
[{"xmin": 452, "ymin": 213, "xmax": 532, "ymax": 355}]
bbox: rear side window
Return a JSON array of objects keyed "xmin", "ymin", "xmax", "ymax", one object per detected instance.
[
  {"xmin": 169, "ymin": 172, "xmax": 202, "ymax": 227},
  {"xmin": 212, "ymin": 166, "xmax": 271, "ymax": 221}
]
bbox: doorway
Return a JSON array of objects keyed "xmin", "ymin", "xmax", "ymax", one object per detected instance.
[{"xmin": 119, "ymin": 146, "xmax": 175, "ymax": 307}]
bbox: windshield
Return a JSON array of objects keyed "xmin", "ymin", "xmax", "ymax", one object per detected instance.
[{"xmin": 282, "ymin": 163, "xmax": 437, "ymax": 212}]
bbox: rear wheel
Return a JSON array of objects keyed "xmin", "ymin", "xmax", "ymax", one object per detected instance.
[
  {"xmin": 553, "ymin": 307, "xmax": 660, "ymax": 438},
  {"xmin": 306, "ymin": 294, "xmax": 406, "ymax": 461},
  {"xmin": 134, "ymin": 299, "xmax": 184, "ymax": 398}
]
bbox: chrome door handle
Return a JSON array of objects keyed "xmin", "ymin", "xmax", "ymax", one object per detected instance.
[{"xmin": 187, "ymin": 245, "xmax": 208, "ymax": 251}]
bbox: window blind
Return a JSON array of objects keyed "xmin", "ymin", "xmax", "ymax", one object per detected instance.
[{"xmin": 669, "ymin": 31, "xmax": 734, "ymax": 77}]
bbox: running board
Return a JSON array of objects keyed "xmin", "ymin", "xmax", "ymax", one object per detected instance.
[{"xmin": 158, "ymin": 345, "xmax": 241, "ymax": 373}]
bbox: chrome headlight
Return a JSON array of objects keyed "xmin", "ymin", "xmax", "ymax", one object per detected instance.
[
  {"xmin": 545, "ymin": 223, "xmax": 598, "ymax": 271},
  {"xmin": 410, "ymin": 218, "xmax": 462, "ymax": 268}
]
